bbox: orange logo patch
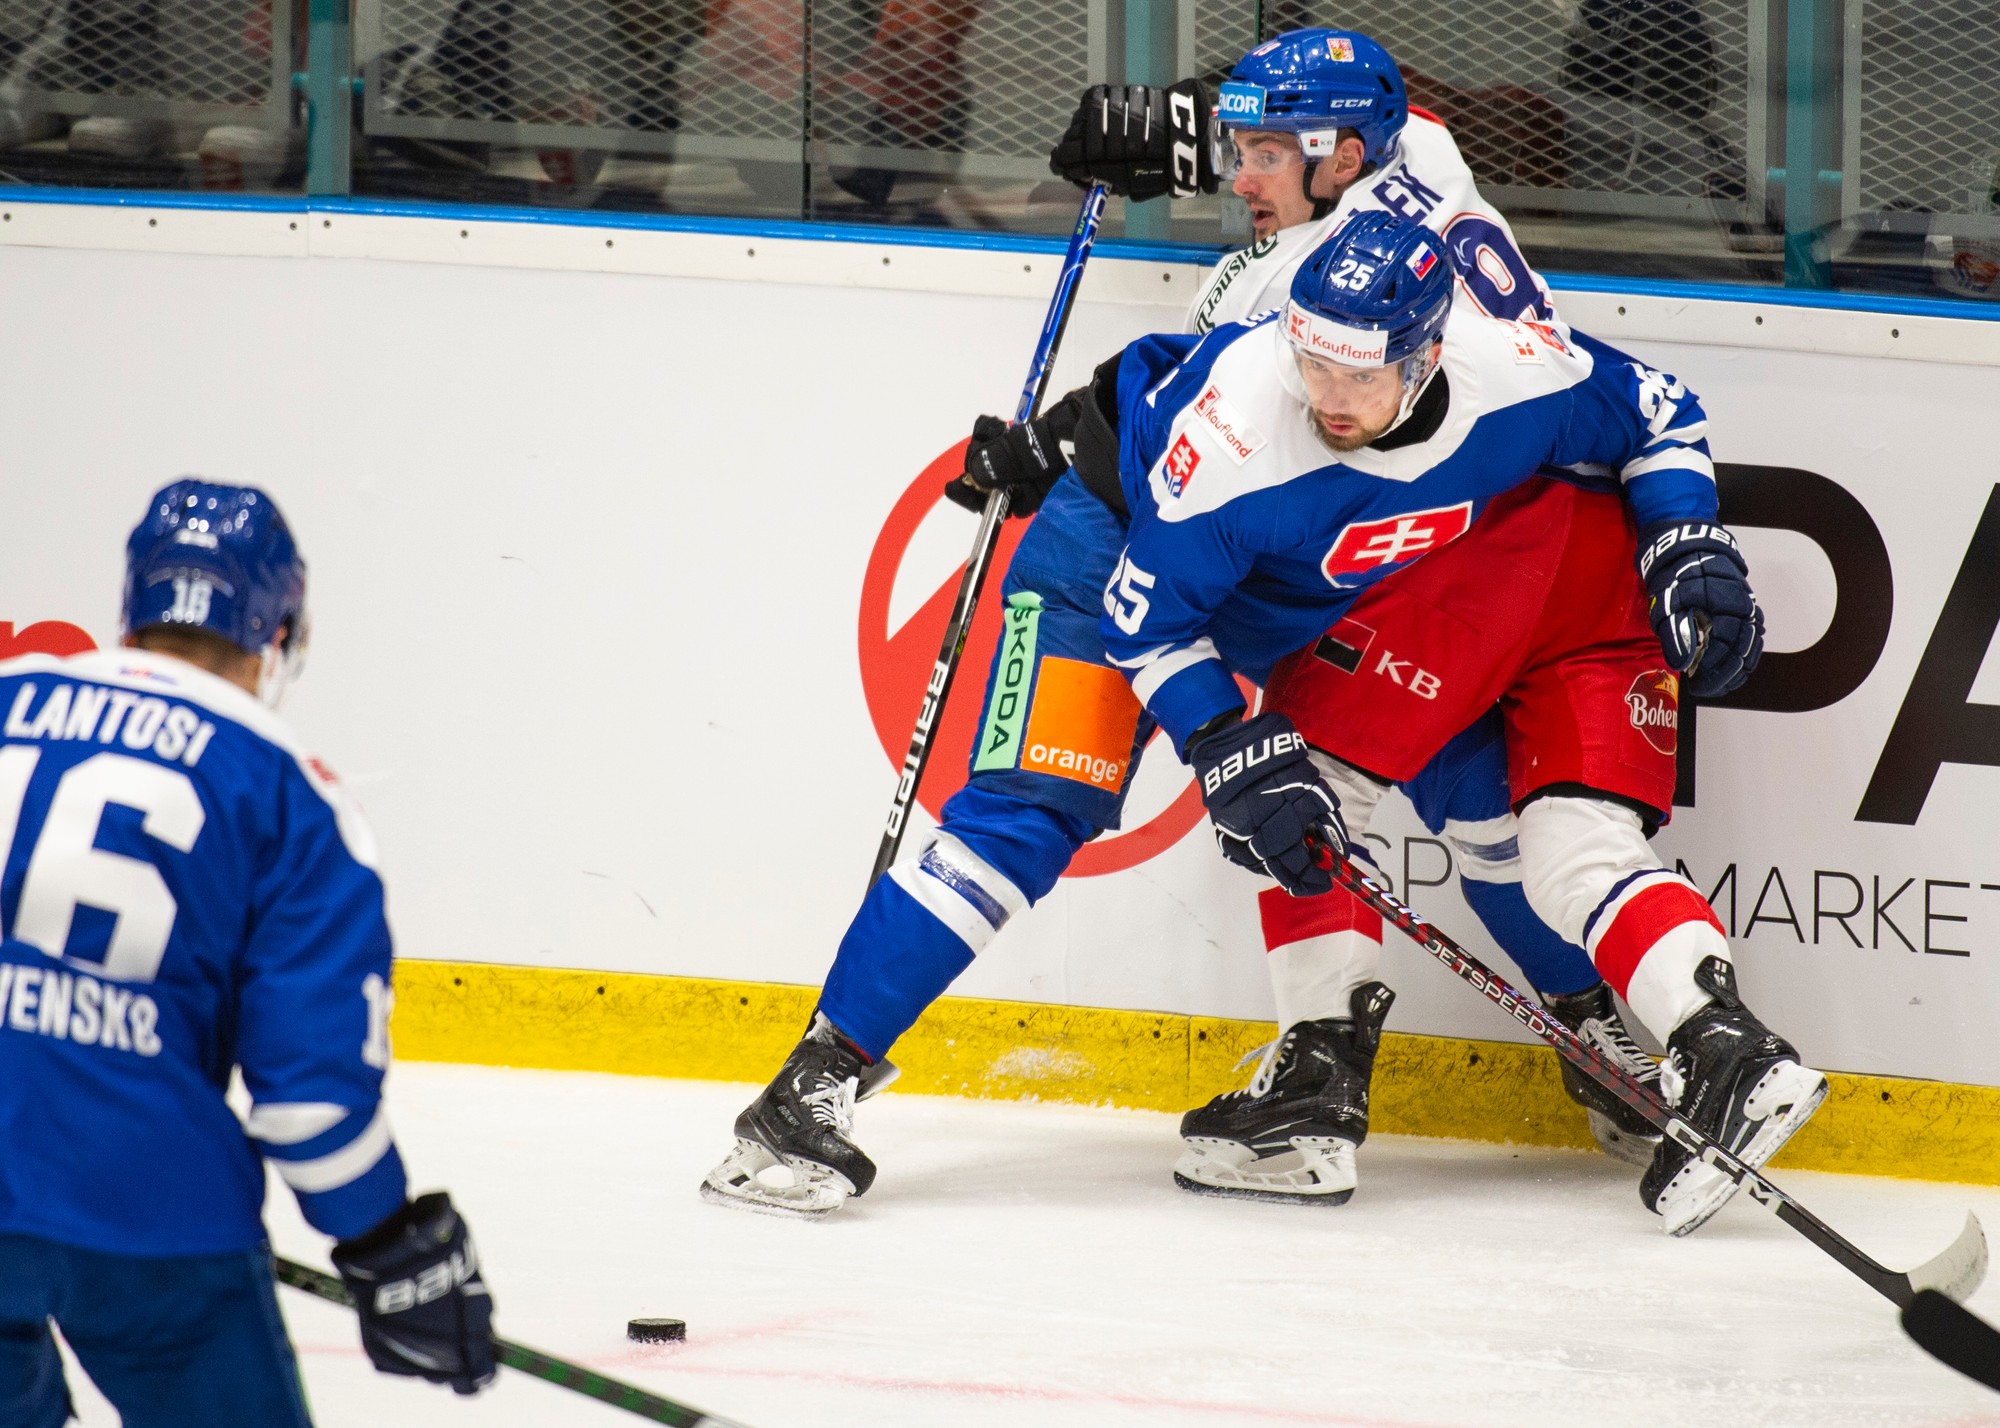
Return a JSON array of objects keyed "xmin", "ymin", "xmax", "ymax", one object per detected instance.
[{"xmin": 1021, "ymin": 657, "xmax": 1142, "ymax": 790}]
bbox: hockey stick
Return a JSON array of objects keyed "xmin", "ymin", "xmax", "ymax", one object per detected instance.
[
  {"xmin": 867, "ymin": 183, "xmax": 1111, "ymax": 884},
  {"xmin": 1315, "ymin": 851, "xmax": 2000, "ymax": 1391},
  {"xmin": 273, "ymin": 1256, "xmax": 753, "ymax": 1426}
]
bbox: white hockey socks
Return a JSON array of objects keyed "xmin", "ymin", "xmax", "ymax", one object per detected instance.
[
  {"xmin": 1259, "ymin": 752, "xmax": 1388, "ymax": 1032},
  {"xmin": 1517, "ymin": 795, "xmax": 1729, "ymax": 1041}
]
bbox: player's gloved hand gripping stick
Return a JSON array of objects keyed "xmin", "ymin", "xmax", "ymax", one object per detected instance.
[
  {"xmin": 1188, "ymin": 710, "xmax": 1349, "ymax": 897},
  {"xmin": 276, "ymin": 1255, "xmax": 755, "ymax": 1426},
  {"xmin": 1311, "ymin": 841, "xmax": 2000, "ymax": 1395},
  {"xmin": 870, "ymin": 183, "xmax": 1110, "ymax": 883}
]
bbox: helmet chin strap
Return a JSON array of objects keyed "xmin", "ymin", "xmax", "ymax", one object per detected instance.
[
  {"xmin": 256, "ymin": 645, "xmax": 292, "ymax": 709},
  {"xmin": 1302, "ymin": 159, "xmax": 1336, "ymax": 220},
  {"xmin": 1382, "ymin": 343, "xmax": 1443, "ymax": 436}
]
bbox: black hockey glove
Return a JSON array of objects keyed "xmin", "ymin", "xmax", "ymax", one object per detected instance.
[
  {"xmin": 945, "ymin": 392, "xmax": 1083, "ymax": 517},
  {"xmin": 1636, "ymin": 519, "xmax": 1765, "ymax": 698},
  {"xmin": 1049, "ymin": 80, "xmax": 1218, "ymax": 201},
  {"xmin": 332, "ymin": 1192, "xmax": 496, "ymax": 1396},
  {"xmin": 1188, "ymin": 711, "xmax": 1349, "ymax": 898}
]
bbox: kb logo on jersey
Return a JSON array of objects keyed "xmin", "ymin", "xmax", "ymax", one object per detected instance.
[{"xmin": 1321, "ymin": 502, "xmax": 1472, "ymax": 585}]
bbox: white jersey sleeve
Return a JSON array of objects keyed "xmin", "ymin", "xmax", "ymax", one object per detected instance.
[{"xmin": 1186, "ymin": 112, "xmax": 1557, "ymax": 335}]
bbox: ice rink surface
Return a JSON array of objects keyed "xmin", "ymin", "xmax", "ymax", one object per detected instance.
[{"xmin": 64, "ymin": 1062, "xmax": 2000, "ymax": 1427}]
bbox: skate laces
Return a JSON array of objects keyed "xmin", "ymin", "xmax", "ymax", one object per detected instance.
[
  {"xmin": 802, "ymin": 1073, "xmax": 860, "ymax": 1135},
  {"xmin": 1583, "ymin": 1014, "xmax": 1660, "ymax": 1084},
  {"xmin": 1237, "ymin": 1031, "xmax": 1296, "ymax": 1098}
]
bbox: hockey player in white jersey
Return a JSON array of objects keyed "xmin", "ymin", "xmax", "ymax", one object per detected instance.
[
  {"xmin": 998, "ymin": 28, "xmax": 1665, "ymax": 1173},
  {"xmin": 0, "ymin": 481, "xmax": 495, "ymax": 1426}
]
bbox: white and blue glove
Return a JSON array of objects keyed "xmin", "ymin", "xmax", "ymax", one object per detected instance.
[
  {"xmin": 1637, "ymin": 520, "xmax": 1765, "ymax": 698},
  {"xmin": 1188, "ymin": 711, "xmax": 1348, "ymax": 897}
]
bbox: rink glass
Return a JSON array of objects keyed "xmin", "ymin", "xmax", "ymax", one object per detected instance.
[{"xmin": 0, "ymin": 0, "xmax": 1994, "ymax": 305}]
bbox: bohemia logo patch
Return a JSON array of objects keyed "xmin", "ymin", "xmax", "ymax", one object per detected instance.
[
  {"xmin": 1163, "ymin": 433, "xmax": 1202, "ymax": 496},
  {"xmin": 1321, "ymin": 502, "xmax": 1473, "ymax": 585},
  {"xmin": 1626, "ymin": 670, "xmax": 1680, "ymax": 755}
]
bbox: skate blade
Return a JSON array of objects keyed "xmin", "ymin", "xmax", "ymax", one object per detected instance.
[
  {"xmin": 1661, "ymin": 1062, "xmax": 1829, "ymax": 1237},
  {"xmin": 1587, "ymin": 1108, "xmax": 1662, "ymax": 1169},
  {"xmin": 698, "ymin": 1138, "xmax": 853, "ymax": 1221},
  {"xmin": 1173, "ymin": 1136, "xmax": 1357, "ymax": 1205}
]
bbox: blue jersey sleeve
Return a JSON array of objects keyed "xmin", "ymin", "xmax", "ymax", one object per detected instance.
[
  {"xmin": 237, "ymin": 760, "xmax": 407, "ymax": 1242},
  {"xmin": 1556, "ymin": 330, "xmax": 1718, "ymax": 526},
  {"xmin": 1100, "ymin": 512, "xmax": 1256, "ymax": 752},
  {"xmin": 1099, "ymin": 325, "xmax": 1277, "ymax": 751}
]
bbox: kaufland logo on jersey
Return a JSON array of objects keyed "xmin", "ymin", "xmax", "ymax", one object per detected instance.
[
  {"xmin": 1321, "ymin": 502, "xmax": 1473, "ymax": 584},
  {"xmin": 1285, "ymin": 305, "xmax": 1389, "ymax": 367},
  {"xmin": 1192, "ymin": 385, "xmax": 1266, "ymax": 466}
]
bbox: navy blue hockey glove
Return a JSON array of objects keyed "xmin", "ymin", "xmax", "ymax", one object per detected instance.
[
  {"xmin": 1049, "ymin": 81, "xmax": 1219, "ymax": 200},
  {"xmin": 946, "ymin": 392, "xmax": 1083, "ymax": 517},
  {"xmin": 333, "ymin": 1192, "xmax": 496, "ymax": 1396},
  {"xmin": 1636, "ymin": 520, "xmax": 1765, "ymax": 698},
  {"xmin": 1189, "ymin": 711, "xmax": 1349, "ymax": 898}
]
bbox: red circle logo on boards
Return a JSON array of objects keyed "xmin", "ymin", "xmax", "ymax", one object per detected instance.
[
  {"xmin": 856, "ymin": 443, "xmax": 1207, "ymax": 878},
  {"xmin": 0, "ymin": 622, "xmax": 96, "ymax": 660}
]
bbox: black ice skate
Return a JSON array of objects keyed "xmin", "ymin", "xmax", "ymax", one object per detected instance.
[
  {"xmin": 1640, "ymin": 957, "xmax": 1827, "ymax": 1236},
  {"xmin": 1542, "ymin": 982, "xmax": 1664, "ymax": 1168},
  {"xmin": 700, "ymin": 1013, "xmax": 900, "ymax": 1220},
  {"xmin": 1174, "ymin": 982, "xmax": 1395, "ymax": 1206}
]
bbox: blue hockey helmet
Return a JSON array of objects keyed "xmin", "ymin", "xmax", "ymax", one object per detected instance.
[
  {"xmin": 1216, "ymin": 29, "xmax": 1408, "ymax": 172},
  {"xmin": 123, "ymin": 479, "xmax": 310, "ymax": 703},
  {"xmin": 1285, "ymin": 211, "xmax": 1454, "ymax": 368}
]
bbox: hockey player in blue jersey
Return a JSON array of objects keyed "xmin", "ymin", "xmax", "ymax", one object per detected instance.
[
  {"xmin": 0, "ymin": 481, "xmax": 496, "ymax": 1426},
  {"xmin": 703, "ymin": 211, "xmax": 1818, "ymax": 1235}
]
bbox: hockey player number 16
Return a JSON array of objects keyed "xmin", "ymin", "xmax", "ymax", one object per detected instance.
[{"xmin": 0, "ymin": 746, "xmax": 205, "ymax": 985}]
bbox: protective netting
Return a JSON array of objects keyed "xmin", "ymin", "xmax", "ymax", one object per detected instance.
[
  {"xmin": 1852, "ymin": 0, "xmax": 2000, "ymax": 218},
  {"xmin": 361, "ymin": 0, "xmax": 804, "ymax": 158},
  {"xmin": 0, "ymin": 0, "xmax": 290, "ymax": 116},
  {"xmin": 360, "ymin": 0, "xmax": 1098, "ymax": 176},
  {"xmin": 1262, "ymin": 1, "xmax": 1760, "ymax": 208}
]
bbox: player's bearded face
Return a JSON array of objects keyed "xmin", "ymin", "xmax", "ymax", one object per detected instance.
[{"xmin": 1294, "ymin": 353, "xmax": 1408, "ymax": 451}]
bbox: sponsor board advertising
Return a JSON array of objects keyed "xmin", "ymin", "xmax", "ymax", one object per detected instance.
[{"xmin": 0, "ymin": 240, "xmax": 1997, "ymax": 1086}]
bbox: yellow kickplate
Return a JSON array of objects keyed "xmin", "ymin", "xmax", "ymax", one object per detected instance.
[{"xmin": 391, "ymin": 960, "xmax": 2000, "ymax": 1185}]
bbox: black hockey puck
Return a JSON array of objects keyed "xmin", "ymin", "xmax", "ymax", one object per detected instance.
[{"xmin": 626, "ymin": 1317, "xmax": 686, "ymax": 1344}]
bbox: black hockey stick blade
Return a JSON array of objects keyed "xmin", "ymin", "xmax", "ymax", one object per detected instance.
[
  {"xmin": 1904, "ymin": 1288, "xmax": 2000, "ymax": 1392},
  {"xmin": 273, "ymin": 1256, "xmax": 753, "ymax": 1426},
  {"xmin": 1317, "ymin": 848, "xmax": 2000, "ymax": 1384}
]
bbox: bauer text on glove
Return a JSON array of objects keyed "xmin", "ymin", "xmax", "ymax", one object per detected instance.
[
  {"xmin": 1189, "ymin": 711, "xmax": 1349, "ymax": 898},
  {"xmin": 332, "ymin": 1191, "xmax": 497, "ymax": 1396},
  {"xmin": 1636, "ymin": 520, "xmax": 1765, "ymax": 698}
]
